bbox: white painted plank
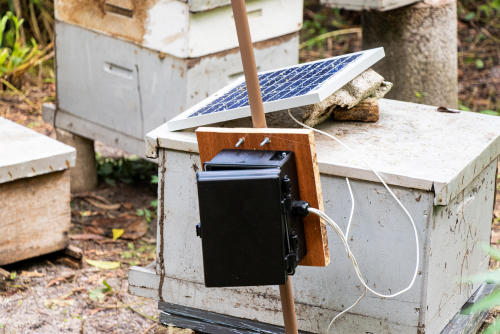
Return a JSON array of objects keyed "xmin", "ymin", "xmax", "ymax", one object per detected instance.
[
  {"xmin": 321, "ymin": 0, "xmax": 421, "ymax": 11},
  {"xmin": 0, "ymin": 116, "xmax": 75, "ymax": 185}
]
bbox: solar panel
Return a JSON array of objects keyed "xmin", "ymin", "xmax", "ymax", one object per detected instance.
[{"xmin": 167, "ymin": 48, "xmax": 384, "ymax": 131}]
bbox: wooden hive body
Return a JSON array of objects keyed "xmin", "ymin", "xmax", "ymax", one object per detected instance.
[
  {"xmin": 129, "ymin": 99, "xmax": 500, "ymax": 333},
  {"xmin": 55, "ymin": 0, "xmax": 303, "ymax": 58},
  {"xmin": 0, "ymin": 117, "xmax": 76, "ymax": 266}
]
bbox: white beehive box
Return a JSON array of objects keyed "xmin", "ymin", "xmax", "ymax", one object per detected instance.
[
  {"xmin": 49, "ymin": 21, "xmax": 299, "ymax": 157},
  {"xmin": 0, "ymin": 117, "xmax": 76, "ymax": 266},
  {"xmin": 54, "ymin": 0, "xmax": 303, "ymax": 58},
  {"xmin": 128, "ymin": 99, "xmax": 500, "ymax": 333},
  {"xmin": 320, "ymin": 0, "xmax": 420, "ymax": 11}
]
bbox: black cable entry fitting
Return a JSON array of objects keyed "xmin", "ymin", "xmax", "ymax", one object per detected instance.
[{"xmin": 292, "ymin": 201, "xmax": 310, "ymax": 217}]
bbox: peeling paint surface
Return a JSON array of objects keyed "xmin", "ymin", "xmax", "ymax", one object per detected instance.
[{"xmin": 56, "ymin": 0, "xmax": 303, "ymax": 58}]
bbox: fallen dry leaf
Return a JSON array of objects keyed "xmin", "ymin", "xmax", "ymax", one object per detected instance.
[
  {"xmin": 37, "ymin": 308, "xmax": 50, "ymax": 316},
  {"xmin": 72, "ymin": 286, "xmax": 87, "ymax": 292},
  {"xmin": 74, "ymin": 192, "xmax": 112, "ymax": 205},
  {"xmin": 71, "ymin": 210, "xmax": 103, "ymax": 217},
  {"xmin": 69, "ymin": 234, "xmax": 105, "ymax": 241},
  {"xmin": 86, "ymin": 226, "xmax": 105, "ymax": 236},
  {"xmin": 86, "ymin": 274, "xmax": 101, "ymax": 285},
  {"xmin": 43, "ymin": 298, "xmax": 74, "ymax": 311},
  {"xmin": 20, "ymin": 270, "xmax": 45, "ymax": 277},
  {"xmin": 122, "ymin": 218, "xmax": 148, "ymax": 240},
  {"xmin": 45, "ymin": 273, "xmax": 75, "ymax": 288},
  {"xmin": 492, "ymin": 230, "xmax": 500, "ymax": 244},
  {"xmin": 112, "ymin": 229, "xmax": 124, "ymax": 241},
  {"xmin": 89, "ymin": 307, "xmax": 105, "ymax": 315},
  {"xmin": 85, "ymin": 198, "xmax": 121, "ymax": 211},
  {"xmin": 0, "ymin": 288, "xmax": 18, "ymax": 296},
  {"xmin": 90, "ymin": 215, "xmax": 147, "ymax": 240},
  {"xmin": 122, "ymin": 202, "xmax": 133, "ymax": 210},
  {"xmin": 84, "ymin": 259, "xmax": 121, "ymax": 270}
]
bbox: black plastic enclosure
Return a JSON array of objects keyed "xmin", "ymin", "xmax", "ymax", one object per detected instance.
[{"xmin": 196, "ymin": 149, "xmax": 307, "ymax": 288}]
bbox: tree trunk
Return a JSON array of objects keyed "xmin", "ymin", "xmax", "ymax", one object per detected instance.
[{"xmin": 362, "ymin": 1, "xmax": 458, "ymax": 108}]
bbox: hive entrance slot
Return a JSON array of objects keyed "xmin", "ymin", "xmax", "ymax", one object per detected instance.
[{"xmin": 104, "ymin": 2, "xmax": 133, "ymax": 18}]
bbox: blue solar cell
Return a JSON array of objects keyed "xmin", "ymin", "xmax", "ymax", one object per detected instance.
[{"xmin": 186, "ymin": 52, "xmax": 365, "ymax": 119}]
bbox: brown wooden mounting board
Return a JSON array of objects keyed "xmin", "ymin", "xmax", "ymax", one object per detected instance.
[{"xmin": 195, "ymin": 127, "xmax": 329, "ymax": 267}]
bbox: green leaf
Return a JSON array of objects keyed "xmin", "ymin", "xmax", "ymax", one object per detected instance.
[
  {"xmin": 104, "ymin": 177, "xmax": 116, "ymax": 187},
  {"xmin": 83, "ymin": 258, "xmax": 120, "ymax": 269},
  {"xmin": 103, "ymin": 280, "xmax": 113, "ymax": 292},
  {"xmin": 151, "ymin": 175, "xmax": 159, "ymax": 184},
  {"xmin": 150, "ymin": 199, "xmax": 158, "ymax": 208},
  {"xmin": 476, "ymin": 59, "xmax": 484, "ymax": 69},
  {"xmin": 480, "ymin": 110, "xmax": 500, "ymax": 116},
  {"xmin": 465, "ymin": 12, "xmax": 476, "ymax": 21},
  {"xmin": 484, "ymin": 319, "xmax": 500, "ymax": 334},
  {"xmin": 0, "ymin": 323, "xmax": 3, "ymax": 328},
  {"xmin": 137, "ymin": 209, "xmax": 144, "ymax": 216},
  {"xmin": 481, "ymin": 243, "xmax": 500, "ymax": 261},
  {"xmin": 458, "ymin": 100, "xmax": 471, "ymax": 112},
  {"xmin": 100, "ymin": 162, "xmax": 114, "ymax": 176},
  {"xmin": 88, "ymin": 286, "xmax": 109, "ymax": 302},
  {"xmin": 112, "ymin": 229, "xmax": 124, "ymax": 241},
  {"xmin": 128, "ymin": 242, "xmax": 135, "ymax": 250},
  {"xmin": 10, "ymin": 271, "xmax": 16, "ymax": 280},
  {"xmin": 464, "ymin": 288, "xmax": 500, "ymax": 315}
]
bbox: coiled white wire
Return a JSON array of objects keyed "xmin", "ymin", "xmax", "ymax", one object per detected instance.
[{"xmin": 287, "ymin": 109, "xmax": 420, "ymax": 333}]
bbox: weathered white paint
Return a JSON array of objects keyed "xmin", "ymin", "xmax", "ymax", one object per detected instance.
[
  {"xmin": 56, "ymin": 0, "xmax": 303, "ymax": 58},
  {"xmin": 183, "ymin": 0, "xmax": 238, "ymax": 12},
  {"xmin": 147, "ymin": 99, "xmax": 500, "ymax": 206},
  {"xmin": 129, "ymin": 149, "xmax": 495, "ymax": 333},
  {"xmin": 321, "ymin": 0, "xmax": 420, "ymax": 11},
  {"xmin": 0, "ymin": 116, "xmax": 75, "ymax": 185},
  {"xmin": 54, "ymin": 21, "xmax": 298, "ymax": 155}
]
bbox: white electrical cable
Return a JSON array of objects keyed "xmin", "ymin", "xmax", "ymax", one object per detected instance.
[{"xmin": 287, "ymin": 109, "xmax": 420, "ymax": 333}]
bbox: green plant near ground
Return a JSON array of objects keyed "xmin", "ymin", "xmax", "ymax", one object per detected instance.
[
  {"xmin": 121, "ymin": 242, "xmax": 156, "ymax": 266},
  {"xmin": 0, "ymin": 11, "xmax": 52, "ymax": 87},
  {"xmin": 89, "ymin": 280, "xmax": 113, "ymax": 302},
  {"xmin": 464, "ymin": 245, "xmax": 500, "ymax": 333},
  {"xmin": 95, "ymin": 154, "xmax": 157, "ymax": 187}
]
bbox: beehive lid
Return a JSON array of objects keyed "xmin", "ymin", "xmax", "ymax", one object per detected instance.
[
  {"xmin": 0, "ymin": 117, "xmax": 76, "ymax": 184},
  {"xmin": 320, "ymin": 0, "xmax": 420, "ymax": 11},
  {"xmin": 146, "ymin": 99, "xmax": 500, "ymax": 206}
]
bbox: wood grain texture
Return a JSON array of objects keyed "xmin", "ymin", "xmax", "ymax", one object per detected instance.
[
  {"xmin": 195, "ymin": 127, "xmax": 329, "ymax": 267},
  {"xmin": 0, "ymin": 170, "xmax": 71, "ymax": 266},
  {"xmin": 333, "ymin": 97, "xmax": 380, "ymax": 122}
]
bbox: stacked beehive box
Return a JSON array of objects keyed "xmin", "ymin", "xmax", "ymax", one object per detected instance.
[
  {"xmin": 49, "ymin": 0, "xmax": 303, "ymax": 156},
  {"xmin": 0, "ymin": 117, "xmax": 75, "ymax": 266}
]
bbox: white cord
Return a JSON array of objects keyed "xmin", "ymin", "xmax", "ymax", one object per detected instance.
[{"xmin": 287, "ymin": 109, "xmax": 420, "ymax": 332}]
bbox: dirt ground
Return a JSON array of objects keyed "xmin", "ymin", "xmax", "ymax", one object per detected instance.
[{"xmin": 2, "ymin": 3, "xmax": 500, "ymax": 334}]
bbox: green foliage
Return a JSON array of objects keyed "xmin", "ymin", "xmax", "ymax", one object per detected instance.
[
  {"xmin": 458, "ymin": 100, "xmax": 472, "ymax": 111},
  {"xmin": 463, "ymin": 244, "xmax": 500, "ymax": 332},
  {"xmin": 476, "ymin": 58, "xmax": 485, "ymax": 69},
  {"xmin": 480, "ymin": 109, "xmax": 500, "ymax": 116},
  {"xmin": 95, "ymin": 154, "xmax": 157, "ymax": 187},
  {"xmin": 137, "ymin": 208, "xmax": 152, "ymax": 222},
  {"xmin": 0, "ymin": 11, "xmax": 43, "ymax": 81},
  {"xmin": 301, "ymin": 7, "xmax": 350, "ymax": 50},
  {"xmin": 10, "ymin": 271, "xmax": 16, "ymax": 280},
  {"xmin": 89, "ymin": 280, "xmax": 113, "ymax": 302},
  {"xmin": 414, "ymin": 91, "xmax": 428, "ymax": 104},
  {"xmin": 121, "ymin": 241, "xmax": 156, "ymax": 265}
]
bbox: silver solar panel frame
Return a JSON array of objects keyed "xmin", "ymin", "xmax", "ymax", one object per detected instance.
[{"xmin": 167, "ymin": 47, "xmax": 385, "ymax": 131}]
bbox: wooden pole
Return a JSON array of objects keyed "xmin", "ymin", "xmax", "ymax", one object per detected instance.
[
  {"xmin": 230, "ymin": 0, "xmax": 267, "ymax": 128},
  {"xmin": 230, "ymin": 1, "xmax": 298, "ymax": 333},
  {"xmin": 279, "ymin": 277, "xmax": 299, "ymax": 334}
]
